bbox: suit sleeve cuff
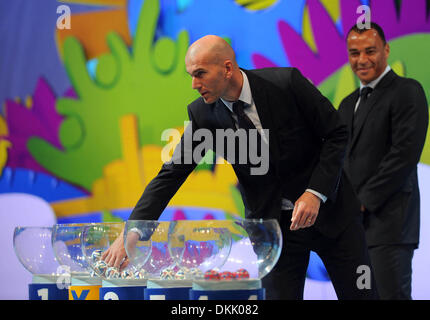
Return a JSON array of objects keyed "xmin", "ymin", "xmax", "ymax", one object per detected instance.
[{"xmin": 306, "ymin": 189, "xmax": 327, "ymax": 203}]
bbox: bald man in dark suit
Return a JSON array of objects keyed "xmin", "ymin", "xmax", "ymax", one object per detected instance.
[{"xmin": 105, "ymin": 35, "xmax": 378, "ymax": 300}]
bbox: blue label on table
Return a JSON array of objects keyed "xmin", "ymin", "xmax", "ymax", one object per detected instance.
[
  {"xmin": 190, "ymin": 288, "xmax": 265, "ymax": 300},
  {"xmin": 29, "ymin": 283, "xmax": 69, "ymax": 300},
  {"xmin": 144, "ymin": 287, "xmax": 191, "ymax": 300},
  {"xmin": 100, "ymin": 286, "xmax": 146, "ymax": 300}
]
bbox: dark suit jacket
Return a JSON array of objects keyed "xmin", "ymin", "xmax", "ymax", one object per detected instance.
[
  {"xmin": 338, "ymin": 70, "xmax": 428, "ymax": 247},
  {"xmin": 130, "ymin": 67, "xmax": 361, "ymax": 238}
]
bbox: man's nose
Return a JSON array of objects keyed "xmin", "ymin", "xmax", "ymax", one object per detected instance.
[
  {"xmin": 357, "ymin": 52, "xmax": 368, "ymax": 65},
  {"xmin": 191, "ymin": 77, "xmax": 201, "ymax": 90}
]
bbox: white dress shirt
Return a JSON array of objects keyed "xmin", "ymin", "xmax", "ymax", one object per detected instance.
[{"xmin": 355, "ymin": 65, "xmax": 391, "ymax": 112}]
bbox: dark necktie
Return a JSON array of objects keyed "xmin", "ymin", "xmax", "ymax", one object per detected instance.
[
  {"xmin": 232, "ymin": 100, "xmax": 262, "ymax": 160},
  {"xmin": 232, "ymin": 100, "xmax": 257, "ymax": 131},
  {"xmin": 352, "ymin": 86, "xmax": 373, "ymax": 135}
]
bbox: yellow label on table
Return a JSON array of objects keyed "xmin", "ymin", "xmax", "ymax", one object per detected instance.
[{"xmin": 69, "ymin": 285, "xmax": 101, "ymax": 300}]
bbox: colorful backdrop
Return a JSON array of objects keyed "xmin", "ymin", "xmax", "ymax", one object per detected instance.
[{"xmin": 1, "ymin": 0, "xmax": 429, "ymax": 299}]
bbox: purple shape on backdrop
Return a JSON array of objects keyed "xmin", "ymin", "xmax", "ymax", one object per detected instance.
[
  {"xmin": 251, "ymin": 55, "xmax": 277, "ymax": 69},
  {"xmin": 0, "ymin": 193, "xmax": 57, "ymax": 300},
  {"xmin": 372, "ymin": 0, "xmax": 430, "ymax": 39},
  {"xmin": 339, "ymin": 0, "xmax": 362, "ymax": 36},
  {"xmin": 254, "ymin": 0, "xmax": 430, "ymax": 86},
  {"xmin": 253, "ymin": 0, "xmax": 347, "ymax": 86},
  {"xmin": 5, "ymin": 79, "xmax": 61, "ymax": 145},
  {"xmin": 32, "ymin": 79, "xmax": 62, "ymax": 140},
  {"xmin": 299, "ymin": 0, "xmax": 346, "ymax": 83},
  {"xmin": 63, "ymin": 87, "xmax": 78, "ymax": 99},
  {"xmin": 4, "ymin": 78, "xmax": 63, "ymax": 174}
]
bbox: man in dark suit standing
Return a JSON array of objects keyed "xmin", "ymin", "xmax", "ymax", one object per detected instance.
[
  {"xmin": 338, "ymin": 23, "xmax": 428, "ymax": 299},
  {"xmin": 104, "ymin": 35, "xmax": 378, "ymax": 299}
]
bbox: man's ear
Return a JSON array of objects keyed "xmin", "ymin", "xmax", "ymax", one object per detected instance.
[
  {"xmin": 384, "ymin": 43, "xmax": 390, "ymax": 59},
  {"xmin": 224, "ymin": 60, "xmax": 233, "ymax": 78}
]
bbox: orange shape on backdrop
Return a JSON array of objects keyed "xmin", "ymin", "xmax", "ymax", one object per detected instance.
[{"xmin": 56, "ymin": 8, "xmax": 132, "ymax": 60}]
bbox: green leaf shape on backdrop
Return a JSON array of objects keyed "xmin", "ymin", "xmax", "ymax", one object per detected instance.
[{"xmin": 27, "ymin": 0, "xmax": 199, "ymax": 190}]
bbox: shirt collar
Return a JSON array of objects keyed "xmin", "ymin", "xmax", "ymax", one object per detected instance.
[
  {"xmin": 221, "ymin": 70, "xmax": 253, "ymax": 112},
  {"xmin": 360, "ymin": 65, "xmax": 391, "ymax": 91}
]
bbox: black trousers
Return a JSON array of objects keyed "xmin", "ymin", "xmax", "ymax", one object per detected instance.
[
  {"xmin": 368, "ymin": 244, "xmax": 415, "ymax": 300},
  {"xmin": 262, "ymin": 211, "xmax": 379, "ymax": 300}
]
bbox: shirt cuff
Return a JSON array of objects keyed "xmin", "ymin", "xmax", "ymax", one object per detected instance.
[
  {"xmin": 305, "ymin": 189, "xmax": 327, "ymax": 203},
  {"xmin": 129, "ymin": 227, "xmax": 144, "ymax": 239}
]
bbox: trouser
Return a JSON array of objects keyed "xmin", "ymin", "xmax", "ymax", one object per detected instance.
[
  {"xmin": 262, "ymin": 211, "xmax": 379, "ymax": 300},
  {"xmin": 368, "ymin": 244, "xmax": 415, "ymax": 300}
]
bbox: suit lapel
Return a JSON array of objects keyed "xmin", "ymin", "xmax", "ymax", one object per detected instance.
[
  {"xmin": 345, "ymin": 90, "xmax": 359, "ymax": 138},
  {"xmin": 344, "ymin": 91, "xmax": 359, "ymax": 159},
  {"xmin": 244, "ymin": 69, "xmax": 280, "ymax": 165},
  {"xmin": 350, "ymin": 70, "xmax": 397, "ymax": 150}
]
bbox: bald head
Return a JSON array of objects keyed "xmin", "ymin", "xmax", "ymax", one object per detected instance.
[
  {"xmin": 185, "ymin": 35, "xmax": 243, "ymax": 103},
  {"xmin": 186, "ymin": 35, "xmax": 237, "ymax": 67}
]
